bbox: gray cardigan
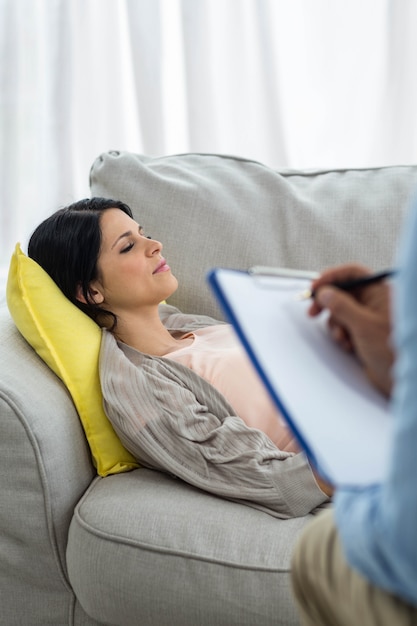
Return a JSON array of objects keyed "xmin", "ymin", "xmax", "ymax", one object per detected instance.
[{"xmin": 99, "ymin": 304, "xmax": 328, "ymax": 519}]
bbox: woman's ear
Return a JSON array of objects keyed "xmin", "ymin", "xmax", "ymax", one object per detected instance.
[{"xmin": 76, "ymin": 282, "xmax": 104, "ymax": 305}]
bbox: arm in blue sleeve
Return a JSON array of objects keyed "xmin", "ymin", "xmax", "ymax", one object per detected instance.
[{"xmin": 334, "ymin": 194, "xmax": 417, "ymax": 607}]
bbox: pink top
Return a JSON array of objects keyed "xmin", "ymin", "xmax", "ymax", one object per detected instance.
[{"xmin": 163, "ymin": 325, "xmax": 299, "ymax": 452}]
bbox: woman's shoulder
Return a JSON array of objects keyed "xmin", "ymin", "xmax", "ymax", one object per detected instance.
[
  {"xmin": 99, "ymin": 327, "xmax": 234, "ymax": 407},
  {"xmin": 158, "ymin": 302, "xmax": 225, "ymax": 333},
  {"xmin": 100, "ymin": 328, "xmax": 150, "ymax": 368}
]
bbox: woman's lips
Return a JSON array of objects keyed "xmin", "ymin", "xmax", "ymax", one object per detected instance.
[{"xmin": 153, "ymin": 258, "xmax": 171, "ymax": 274}]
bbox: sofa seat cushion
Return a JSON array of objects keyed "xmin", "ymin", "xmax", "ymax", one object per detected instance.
[{"xmin": 67, "ymin": 469, "xmax": 312, "ymax": 626}]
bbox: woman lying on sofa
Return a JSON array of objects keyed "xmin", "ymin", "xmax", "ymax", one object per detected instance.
[{"xmin": 28, "ymin": 197, "xmax": 330, "ymax": 519}]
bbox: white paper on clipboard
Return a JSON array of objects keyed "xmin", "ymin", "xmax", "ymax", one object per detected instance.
[{"xmin": 207, "ymin": 267, "xmax": 393, "ymax": 487}]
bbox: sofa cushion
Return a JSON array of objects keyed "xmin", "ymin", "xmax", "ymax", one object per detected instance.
[
  {"xmin": 6, "ymin": 244, "xmax": 138, "ymax": 477},
  {"xmin": 90, "ymin": 151, "xmax": 417, "ymax": 320},
  {"xmin": 67, "ymin": 469, "xmax": 312, "ymax": 626}
]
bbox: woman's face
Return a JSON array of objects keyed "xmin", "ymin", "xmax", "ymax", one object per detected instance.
[{"xmin": 88, "ymin": 208, "xmax": 178, "ymax": 313}]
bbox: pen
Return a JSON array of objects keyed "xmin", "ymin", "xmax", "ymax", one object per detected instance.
[{"xmin": 300, "ymin": 269, "xmax": 397, "ymax": 300}]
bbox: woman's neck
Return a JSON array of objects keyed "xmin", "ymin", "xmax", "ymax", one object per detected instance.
[{"xmin": 111, "ymin": 307, "xmax": 190, "ymax": 356}]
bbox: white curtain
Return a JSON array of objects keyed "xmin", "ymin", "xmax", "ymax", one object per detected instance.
[{"xmin": 1, "ymin": 0, "xmax": 417, "ymax": 286}]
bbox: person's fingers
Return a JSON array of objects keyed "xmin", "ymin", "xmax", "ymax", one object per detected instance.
[
  {"xmin": 310, "ymin": 264, "xmax": 371, "ymax": 293},
  {"xmin": 308, "ymin": 264, "xmax": 371, "ymax": 317},
  {"xmin": 315, "ymin": 286, "xmax": 370, "ymax": 331},
  {"xmin": 327, "ymin": 318, "xmax": 353, "ymax": 351}
]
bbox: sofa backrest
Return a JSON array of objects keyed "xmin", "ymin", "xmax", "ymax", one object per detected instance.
[{"xmin": 90, "ymin": 151, "xmax": 417, "ymax": 320}]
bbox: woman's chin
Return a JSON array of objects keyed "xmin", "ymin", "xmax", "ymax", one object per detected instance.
[{"xmin": 164, "ymin": 275, "xmax": 179, "ymax": 299}]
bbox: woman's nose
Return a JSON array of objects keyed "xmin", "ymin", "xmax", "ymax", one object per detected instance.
[{"xmin": 146, "ymin": 237, "xmax": 163, "ymax": 255}]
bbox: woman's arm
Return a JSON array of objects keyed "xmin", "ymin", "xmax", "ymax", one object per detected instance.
[{"xmin": 100, "ymin": 331, "xmax": 329, "ymax": 519}]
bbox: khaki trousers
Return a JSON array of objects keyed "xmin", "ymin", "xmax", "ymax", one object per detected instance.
[{"xmin": 291, "ymin": 508, "xmax": 417, "ymax": 626}]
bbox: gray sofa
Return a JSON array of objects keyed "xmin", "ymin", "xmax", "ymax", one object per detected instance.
[{"xmin": 1, "ymin": 151, "xmax": 417, "ymax": 626}]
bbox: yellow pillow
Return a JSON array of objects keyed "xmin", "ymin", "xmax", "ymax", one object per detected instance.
[{"xmin": 6, "ymin": 243, "xmax": 139, "ymax": 476}]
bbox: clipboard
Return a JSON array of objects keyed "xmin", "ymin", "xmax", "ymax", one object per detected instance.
[{"xmin": 207, "ymin": 267, "xmax": 393, "ymax": 487}]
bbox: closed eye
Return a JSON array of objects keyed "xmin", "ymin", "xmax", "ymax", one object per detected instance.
[
  {"xmin": 120, "ymin": 242, "xmax": 134, "ymax": 253},
  {"xmin": 119, "ymin": 225, "xmax": 148, "ymax": 252}
]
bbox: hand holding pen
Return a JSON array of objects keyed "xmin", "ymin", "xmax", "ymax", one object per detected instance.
[
  {"xmin": 302, "ymin": 269, "xmax": 396, "ymax": 300},
  {"xmin": 308, "ymin": 263, "xmax": 395, "ymax": 397}
]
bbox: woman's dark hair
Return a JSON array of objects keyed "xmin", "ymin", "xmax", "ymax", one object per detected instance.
[{"xmin": 28, "ymin": 197, "xmax": 133, "ymax": 328}]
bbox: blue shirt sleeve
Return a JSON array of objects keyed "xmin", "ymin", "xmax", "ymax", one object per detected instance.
[{"xmin": 334, "ymin": 192, "xmax": 417, "ymax": 607}]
